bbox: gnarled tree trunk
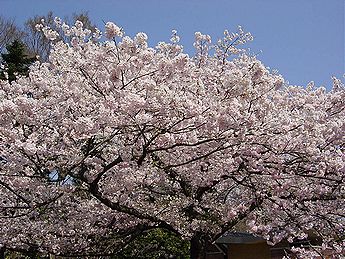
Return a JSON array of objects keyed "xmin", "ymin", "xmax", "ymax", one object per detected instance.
[
  {"xmin": 190, "ymin": 232, "xmax": 210, "ymax": 259},
  {"xmin": 0, "ymin": 246, "xmax": 5, "ymax": 259}
]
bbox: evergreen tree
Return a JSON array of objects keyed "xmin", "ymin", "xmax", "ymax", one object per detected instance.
[
  {"xmin": 115, "ymin": 228, "xmax": 190, "ymax": 259},
  {"xmin": 0, "ymin": 40, "xmax": 35, "ymax": 83}
]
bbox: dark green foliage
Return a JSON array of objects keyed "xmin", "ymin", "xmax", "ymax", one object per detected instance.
[
  {"xmin": 3, "ymin": 229, "xmax": 190, "ymax": 259},
  {"xmin": 0, "ymin": 40, "xmax": 36, "ymax": 83},
  {"xmin": 115, "ymin": 228, "xmax": 190, "ymax": 259}
]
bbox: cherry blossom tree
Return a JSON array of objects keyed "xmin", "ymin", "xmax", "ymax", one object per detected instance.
[
  {"xmin": 0, "ymin": 19, "xmax": 344, "ymax": 259},
  {"xmin": 24, "ymin": 11, "xmax": 97, "ymax": 61}
]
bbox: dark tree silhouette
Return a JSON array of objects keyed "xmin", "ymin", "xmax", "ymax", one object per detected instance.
[
  {"xmin": 0, "ymin": 40, "xmax": 36, "ymax": 83},
  {"xmin": 24, "ymin": 11, "xmax": 97, "ymax": 61},
  {"xmin": 0, "ymin": 16, "xmax": 25, "ymax": 52}
]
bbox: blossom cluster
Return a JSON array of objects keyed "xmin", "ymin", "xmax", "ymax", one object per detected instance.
[{"xmin": 0, "ymin": 19, "xmax": 344, "ymax": 257}]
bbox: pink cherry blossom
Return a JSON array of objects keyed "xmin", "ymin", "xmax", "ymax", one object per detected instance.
[{"xmin": 0, "ymin": 19, "xmax": 344, "ymax": 259}]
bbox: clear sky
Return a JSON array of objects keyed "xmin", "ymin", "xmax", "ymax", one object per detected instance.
[{"xmin": 1, "ymin": 0, "xmax": 344, "ymax": 89}]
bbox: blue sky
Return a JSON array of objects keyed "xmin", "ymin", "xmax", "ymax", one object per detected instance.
[{"xmin": 1, "ymin": 0, "xmax": 344, "ymax": 88}]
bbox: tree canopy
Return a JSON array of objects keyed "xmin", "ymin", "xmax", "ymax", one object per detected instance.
[
  {"xmin": 0, "ymin": 19, "xmax": 344, "ymax": 259},
  {"xmin": 0, "ymin": 11, "xmax": 96, "ymax": 63},
  {"xmin": 0, "ymin": 40, "xmax": 36, "ymax": 83},
  {"xmin": 23, "ymin": 11, "xmax": 97, "ymax": 61},
  {"xmin": 0, "ymin": 16, "xmax": 25, "ymax": 53}
]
